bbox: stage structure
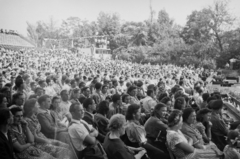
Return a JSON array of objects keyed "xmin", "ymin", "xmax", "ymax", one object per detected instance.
[{"xmin": 42, "ymin": 34, "xmax": 111, "ymax": 59}]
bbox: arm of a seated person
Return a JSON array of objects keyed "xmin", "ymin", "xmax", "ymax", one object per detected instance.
[
  {"xmin": 83, "ymin": 134, "xmax": 97, "ymax": 146},
  {"xmin": 175, "ymin": 142, "xmax": 194, "ymax": 154},
  {"xmin": 13, "ymin": 141, "xmax": 32, "ymax": 152},
  {"xmin": 37, "ymin": 113, "xmax": 67, "ymax": 134}
]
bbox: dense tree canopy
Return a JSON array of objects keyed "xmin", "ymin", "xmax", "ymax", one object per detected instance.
[{"xmin": 26, "ymin": 0, "xmax": 239, "ymax": 69}]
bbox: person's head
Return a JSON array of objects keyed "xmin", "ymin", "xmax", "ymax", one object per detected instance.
[
  {"xmin": 152, "ymin": 103, "xmax": 168, "ymax": 118},
  {"xmin": 108, "ymin": 114, "xmax": 126, "ymax": 136},
  {"xmin": 10, "ymin": 107, "xmax": 23, "ymax": 125},
  {"xmin": 0, "ymin": 108, "xmax": 13, "ymax": 127},
  {"xmin": 158, "ymin": 92, "xmax": 168, "ymax": 101},
  {"xmin": 12, "ymin": 93, "xmax": 25, "ymax": 106},
  {"xmin": 226, "ymin": 130, "xmax": 240, "ymax": 147},
  {"xmin": 81, "ymin": 87, "xmax": 90, "ymax": 98},
  {"xmin": 160, "ymin": 97, "xmax": 172, "ymax": 108},
  {"xmin": 112, "ymin": 94, "xmax": 121, "ymax": 104},
  {"xmin": 122, "ymin": 94, "xmax": 131, "ymax": 104},
  {"xmin": 196, "ymin": 108, "xmax": 212, "ymax": 123},
  {"xmin": 38, "ymin": 80, "xmax": 47, "ymax": 88},
  {"xmin": 174, "ymin": 97, "xmax": 186, "ymax": 110},
  {"xmin": 146, "ymin": 89, "xmax": 154, "ymax": 98},
  {"xmin": 83, "ymin": 98, "xmax": 96, "ymax": 112},
  {"xmin": 95, "ymin": 82, "xmax": 102, "ymax": 90},
  {"xmin": 15, "ymin": 76, "xmax": 24, "ymax": 90},
  {"xmin": 70, "ymin": 103, "xmax": 84, "ymax": 120},
  {"xmin": 30, "ymin": 81, "xmax": 36, "ymax": 91},
  {"xmin": 182, "ymin": 108, "xmax": 196, "ymax": 125},
  {"xmin": 127, "ymin": 86, "xmax": 137, "ymax": 96},
  {"xmin": 70, "ymin": 79, "xmax": 77, "ymax": 88},
  {"xmin": 126, "ymin": 104, "xmax": 141, "ymax": 121},
  {"xmin": 202, "ymin": 93, "xmax": 210, "ymax": 102},
  {"xmin": 46, "ymin": 78, "xmax": 54, "ymax": 86},
  {"xmin": 79, "ymin": 82, "xmax": 86, "ymax": 89},
  {"xmin": 34, "ymin": 87, "xmax": 44, "ymax": 97},
  {"xmin": 71, "ymin": 88, "xmax": 80, "ymax": 99},
  {"xmin": 51, "ymin": 96, "xmax": 61, "ymax": 110},
  {"xmin": 210, "ymin": 100, "xmax": 223, "ymax": 113},
  {"xmin": 97, "ymin": 101, "xmax": 109, "ymax": 116},
  {"xmin": 168, "ymin": 109, "xmax": 183, "ymax": 129},
  {"xmin": 38, "ymin": 95, "xmax": 51, "ymax": 109},
  {"xmin": 23, "ymin": 99, "xmax": 38, "ymax": 117},
  {"xmin": 60, "ymin": 89, "xmax": 69, "ymax": 101},
  {"xmin": 0, "ymin": 93, "xmax": 8, "ymax": 108}
]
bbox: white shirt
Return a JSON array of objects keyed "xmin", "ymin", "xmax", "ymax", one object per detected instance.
[
  {"xmin": 68, "ymin": 119, "xmax": 93, "ymax": 151},
  {"xmin": 59, "ymin": 100, "xmax": 72, "ymax": 116}
]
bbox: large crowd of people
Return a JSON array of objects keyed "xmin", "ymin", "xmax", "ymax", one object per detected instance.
[{"xmin": 0, "ymin": 47, "xmax": 240, "ymax": 159}]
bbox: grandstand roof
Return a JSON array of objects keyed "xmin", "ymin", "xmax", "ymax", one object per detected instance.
[{"xmin": 0, "ymin": 33, "xmax": 35, "ymax": 48}]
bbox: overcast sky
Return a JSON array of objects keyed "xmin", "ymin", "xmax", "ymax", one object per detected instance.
[{"xmin": 0, "ymin": 0, "xmax": 240, "ymax": 36}]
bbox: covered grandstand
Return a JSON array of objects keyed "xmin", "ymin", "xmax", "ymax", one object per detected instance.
[{"xmin": 0, "ymin": 32, "xmax": 35, "ymax": 49}]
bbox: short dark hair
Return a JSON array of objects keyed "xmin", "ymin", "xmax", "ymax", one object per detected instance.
[
  {"xmin": 83, "ymin": 98, "xmax": 94, "ymax": 109},
  {"xmin": 112, "ymin": 94, "xmax": 121, "ymax": 103},
  {"xmin": 95, "ymin": 82, "xmax": 102, "ymax": 90},
  {"xmin": 69, "ymin": 102, "xmax": 81, "ymax": 113},
  {"xmin": 81, "ymin": 86, "xmax": 89, "ymax": 92},
  {"xmin": 97, "ymin": 101, "xmax": 109, "ymax": 115},
  {"xmin": 182, "ymin": 107, "xmax": 195, "ymax": 122},
  {"xmin": 127, "ymin": 86, "xmax": 137, "ymax": 94},
  {"xmin": 10, "ymin": 107, "xmax": 22, "ymax": 116},
  {"xmin": 0, "ymin": 108, "xmax": 11, "ymax": 125},
  {"xmin": 202, "ymin": 93, "xmax": 210, "ymax": 102},
  {"xmin": 174, "ymin": 97, "xmax": 186, "ymax": 110},
  {"xmin": 126, "ymin": 104, "xmax": 140, "ymax": 120},
  {"xmin": 160, "ymin": 97, "xmax": 171, "ymax": 104},
  {"xmin": 0, "ymin": 93, "xmax": 7, "ymax": 105},
  {"xmin": 38, "ymin": 95, "xmax": 50, "ymax": 105},
  {"xmin": 146, "ymin": 89, "xmax": 154, "ymax": 96},
  {"xmin": 152, "ymin": 103, "xmax": 167, "ymax": 116},
  {"xmin": 12, "ymin": 92, "xmax": 23, "ymax": 104},
  {"xmin": 196, "ymin": 108, "xmax": 212, "ymax": 122}
]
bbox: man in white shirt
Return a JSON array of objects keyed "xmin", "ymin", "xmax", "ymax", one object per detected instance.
[{"xmin": 68, "ymin": 103, "xmax": 99, "ymax": 153}]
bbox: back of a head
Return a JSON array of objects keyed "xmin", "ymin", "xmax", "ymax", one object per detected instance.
[
  {"xmin": 0, "ymin": 108, "xmax": 11, "ymax": 126},
  {"xmin": 108, "ymin": 114, "xmax": 126, "ymax": 132},
  {"xmin": 146, "ymin": 89, "xmax": 154, "ymax": 96},
  {"xmin": 174, "ymin": 97, "xmax": 185, "ymax": 110},
  {"xmin": 23, "ymin": 98, "xmax": 37, "ymax": 116},
  {"xmin": 182, "ymin": 107, "xmax": 195, "ymax": 122},
  {"xmin": 210, "ymin": 99, "xmax": 223, "ymax": 110},
  {"xmin": 83, "ymin": 98, "xmax": 93, "ymax": 109},
  {"xmin": 227, "ymin": 130, "xmax": 239, "ymax": 146},
  {"xmin": 202, "ymin": 93, "xmax": 210, "ymax": 102},
  {"xmin": 112, "ymin": 94, "xmax": 121, "ymax": 103},
  {"xmin": 126, "ymin": 104, "xmax": 140, "ymax": 120},
  {"xmin": 69, "ymin": 102, "xmax": 81, "ymax": 113},
  {"xmin": 95, "ymin": 82, "xmax": 102, "ymax": 90},
  {"xmin": 10, "ymin": 106, "xmax": 22, "ymax": 116},
  {"xmin": 98, "ymin": 100, "xmax": 109, "ymax": 115}
]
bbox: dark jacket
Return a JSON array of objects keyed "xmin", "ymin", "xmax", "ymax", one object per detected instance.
[{"xmin": 0, "ymin": 131, "xmax": 14, "ymax": 159}]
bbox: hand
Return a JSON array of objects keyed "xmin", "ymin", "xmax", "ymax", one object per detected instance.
[
  {"xmin": 21, "ymin": 119, "xmax": 28, "ymax": 128},
  {"xmin": 135, "ymin": 147, "xmax": 145, "ymax": 152},
  {"xmin": 188, "ymin": 138, "xmax": 193, "ymax": 146},
  {"xmin": 207, "ymin": 121, "xmax": 212, "ymax": 128}
]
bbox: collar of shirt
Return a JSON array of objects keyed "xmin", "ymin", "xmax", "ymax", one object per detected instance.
[{"xmin": 85, "ymin": 111, "xmax": 94, "ymax": 119}]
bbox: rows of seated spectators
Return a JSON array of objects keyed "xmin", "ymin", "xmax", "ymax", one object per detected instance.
[{"xmin": 0, "ymin": 48, "xmax": 240, "ymax": 159}]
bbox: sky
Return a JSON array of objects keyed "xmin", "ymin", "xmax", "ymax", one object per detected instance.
[{"xmin": 0, "ymin": 0, "xmax": 240, "ymax": 36}]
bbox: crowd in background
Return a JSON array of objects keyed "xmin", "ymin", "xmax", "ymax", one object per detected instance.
[{"xmin": 0, "ymin": 48, "xmax": 240, "ymax": 159}]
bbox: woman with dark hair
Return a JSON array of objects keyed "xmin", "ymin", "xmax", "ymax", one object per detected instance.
[
  {"xmin": 94, "ymin": 100, "xmax": 110, "ymax": 136},
  {"xmin": 223, "ymin": 130, "xmax": 240, "ymax": 159},
  {"xmin": 23, "ymin": 99, "xmax": 70, "ymax": 159},
  {"xmin": 0, "ymin": 108, "xmax": 14, "ymax": 159},
  {"xmin": 128, "ymin": 86, "xmax": 141, "ymax": 105},
  {"xmin": 167, "ymin": 110, "xmax": 222, "ymax": 159},
  {"xmin": 124, "ymin": 104, "xmax": 169, "ymax": 159},
  {"xmin": 210, "ymin": 100, "xmax": 229, "ymax": 151},
  {"xmin": 0, "ymin": 93, "xmax": 8, "ymax": 108},
  {"xmin": 144, "ymin": 103, "xmax": 170, "ymax": 158},
  {"xmin": 174, "ymin": 97, "xmax": 186, "ymax": 111},
  {"xmin": 195, "ymin": 108, "xmax": 212, "ymax": 143},
  {"xmin": 181, "ymin": 108, "xmax": 222, "ymax": 156},
  {"xmin": 14, "ymin": 76, "xmax": 28, "ymax": 101},
  {"xmin": 10, "ymin": 107, "xmax": 56, "ymax": 159},
  {"xmin": 9, "ymin": 92, "xmax": 25, "ymax": 109}
]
